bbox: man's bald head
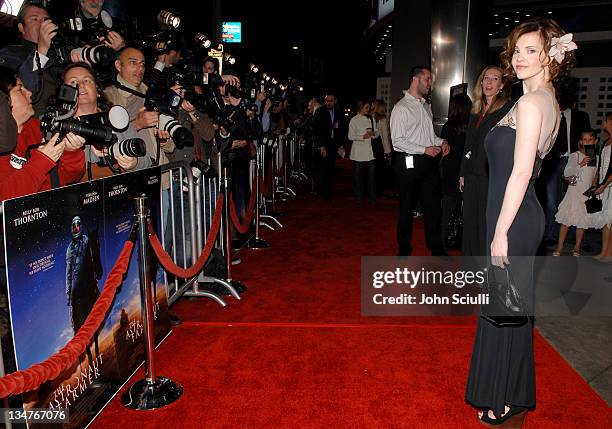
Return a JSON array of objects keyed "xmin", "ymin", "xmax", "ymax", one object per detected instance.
[{"xmin": 115, "ymin": 47, "xmax": 145, "ymax": 87}]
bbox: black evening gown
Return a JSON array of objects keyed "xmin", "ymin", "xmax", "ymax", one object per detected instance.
[{"xmin": 465, "ymin": 124, "xmax": 544, "ymax": 416}]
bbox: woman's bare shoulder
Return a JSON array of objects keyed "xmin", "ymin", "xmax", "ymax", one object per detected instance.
[{"xmin": 517, "ymin": 89, "xmax": 556, "ymax": 111}]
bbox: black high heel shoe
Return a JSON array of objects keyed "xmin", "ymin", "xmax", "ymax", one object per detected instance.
[{"xmin": 478, "ymin": 405, "xmax": 527, "ymax": 428}]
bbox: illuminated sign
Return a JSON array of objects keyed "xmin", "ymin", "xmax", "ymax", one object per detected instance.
[{"xmin": 221, "ymin": 21, "xmax": 242, "ymax": 43}]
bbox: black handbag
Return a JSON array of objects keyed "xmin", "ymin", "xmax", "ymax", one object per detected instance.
[
  {"xmin": 445, "ymin": 204, "xmax": 463, "ymax": 250},
  {"xmin": 480, "ymin": 266, "xmax": 528, "ymax": 327},
  {"xmin": 585, "ymin": 195, "xmax": 602, "ymax": 214}
]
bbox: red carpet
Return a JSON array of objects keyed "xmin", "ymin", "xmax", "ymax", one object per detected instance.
[{"xmin": 91, "ymin": 160, "xmax": 611, "ymax": 428}]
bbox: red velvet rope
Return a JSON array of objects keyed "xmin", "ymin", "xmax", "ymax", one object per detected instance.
[
  {"xmin": 148, "ymin": 193, "xmax": 224, "ymax": 278},
  {"xmin": 0, "ymin": 240, "xmax": 135, "ymax": 398},
  {"xmin": 229, "ymin": 176, "xmax": 257, "ymax": 234}
]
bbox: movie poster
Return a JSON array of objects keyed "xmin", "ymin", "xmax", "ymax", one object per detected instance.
[
  {"xmin": 102, "ymin": 168, "xmax": 170, "ymax": 381},
  {"xmin": 1, "ymin": 167, "xmax": 170, "ymax": 429},
  {"xmin": 2, "ymin": 180, "xmax": 121, "ymax": 429}
]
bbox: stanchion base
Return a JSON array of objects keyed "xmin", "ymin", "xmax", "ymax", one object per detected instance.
[
  {"xmin": 216, "ymin": 279, "xmax": 247, "ymax": 296},
  {"xmin": 121, "ymin": 376, "xmax": 183, "ymax": 410},
  {"xmin": 246, "ymin": 237, "xmax": 270, "ymax": 249}
]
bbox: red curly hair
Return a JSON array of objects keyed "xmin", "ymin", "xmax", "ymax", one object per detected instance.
[{"xmin": 500, "ymin": 18, "xmax": 575, "ymax": 83}]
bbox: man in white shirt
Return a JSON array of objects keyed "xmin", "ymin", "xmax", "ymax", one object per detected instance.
[{"xmin": 390, "ymin": 66, "xmax": 449, "ymax": 256}]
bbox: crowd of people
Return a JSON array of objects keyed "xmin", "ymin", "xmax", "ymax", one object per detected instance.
[{"xmin": 0, "ymin": 0, "xmax": 310, "ymax": 208}]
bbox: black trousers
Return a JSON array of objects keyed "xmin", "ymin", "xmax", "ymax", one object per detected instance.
[
  {"xmin": 393, "ymin": 152, "xmax": 444, "ymax": 255},
  {"xmin": 313, "ymin": 146, "xmax": 336, "ymax": 198}
]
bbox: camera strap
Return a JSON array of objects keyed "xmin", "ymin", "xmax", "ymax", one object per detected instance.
[
  {"xmin": 114, "ymin": 81, "xmax": 147, "ymax": 99},
  {"xmin": 49, "ymin": 165, "xmax": 61, "ymax": 189}
]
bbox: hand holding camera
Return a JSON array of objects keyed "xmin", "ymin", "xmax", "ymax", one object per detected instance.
[
  {"xmin": 133, "ymin": 107, "xmax": 160, "ymax": 131},
  {"xmin": 62, "ymin": 132, "xmax": 86, "ymax": 152},
  {"xmin": 38, "ymin": 19, "xmax": 59, "ymax": 57},
  {"xmin": 37, "ymin": 133, "xmax": 65, "ymax": 162},
  {"xmin": 102, "ymin": 31, "xmax": 125, "ymax": 51}
]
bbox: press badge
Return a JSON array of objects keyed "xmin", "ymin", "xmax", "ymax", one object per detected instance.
[{"xmin": 405, "ymin": 155, "xmax": 414, "ymax": 169}]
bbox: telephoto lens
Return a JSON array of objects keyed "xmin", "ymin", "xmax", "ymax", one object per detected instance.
[
  {"xmin": 64, "ymin": 120, "xmax": 116, "ymax": 146},
  {"xmin": 73, "ymin": 45, "xmax": 116, "ymax": 66},
  {"xmin": 194, "ymin": 33, "xmax": 212, "ymax": 49},
  {"xmin": 157, "ymin": 10, "xmax": 181, "ymax": 29},
  {"xmin": 79, "ymin": 105, "xmax": 130, "ymax": 132},
  {"xmin": 108, "ymin": 138, "xmax": 147, "ymax": 159},
  {"xmin": 158, "ymin": 114, "xmax": 193, "ymax": 149}
]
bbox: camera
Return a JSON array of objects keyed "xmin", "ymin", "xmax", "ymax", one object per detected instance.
[
  {"xmin": 144, "ymin": 89, "xmax": 194, "ymax": 149},
  {"xmin": 182, "ymin": 158, "xmax": 217, "ymax": 191},
  {"xmin": 159, "ymin": 113, "xmax": 193, "ymax": 149}
]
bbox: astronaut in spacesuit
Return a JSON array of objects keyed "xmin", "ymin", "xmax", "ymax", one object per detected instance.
[{"xmin": 66, "ymin": 216, "xmax": 103, "ymax": 365}]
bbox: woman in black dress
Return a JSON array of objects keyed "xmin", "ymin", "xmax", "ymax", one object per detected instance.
[
  {"xmin": 460, "ymin": 66, "xmax": 512, "ymax": 257},
  {"xmin": 466, "ymin": 19, "xmax": 576, "ymax": 427}
]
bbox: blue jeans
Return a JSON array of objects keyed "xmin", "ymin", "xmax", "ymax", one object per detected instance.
[{"xmin": 354, "ymin": 160, "xmax": 376, "ymax": 202}]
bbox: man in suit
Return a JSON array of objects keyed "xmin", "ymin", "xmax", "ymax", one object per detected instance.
[
  {"xmin": 312, "ymin": 95, "xmax": 334, "ymax": 197},
  {"xmin": 540, "ymin": 92, "xmax": 591, "ymax": 246},
  {"xmin": 0, "ymin": 1, "xmax": 61, "ymax": 117}
]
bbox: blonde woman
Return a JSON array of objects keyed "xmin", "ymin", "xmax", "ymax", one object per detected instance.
[{"xmin": 460, "ymin": 66, "xmax": 512, "ymax": 256}]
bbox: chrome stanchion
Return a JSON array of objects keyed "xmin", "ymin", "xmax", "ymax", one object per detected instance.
[
  {"xmin": 122, "ymin": 196, "xmax": 182, "ymax": 410},
  {"xmin": 260, "ymin": 138, "xmax": 283, "ymax": 228},
  {"xmin": 247, "ymin": 144, "xmax": 270, "ymax": 249}
]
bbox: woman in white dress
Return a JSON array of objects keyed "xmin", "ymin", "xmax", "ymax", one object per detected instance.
[{"xmin": 552, "ymin": 130, "xmax": 598, "ymax": 256}]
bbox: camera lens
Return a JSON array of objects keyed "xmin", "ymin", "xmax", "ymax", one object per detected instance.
[
  {"xmin": 159, "ymin": 114, "xmax": 193, "ymax": 149},
  {"xmin": 76, "ymin": 45, "xmax": 116, "ymax": 66},
  {"xmin": 109, "ymin": 138, "xmax": 147, "ymax": 159}
]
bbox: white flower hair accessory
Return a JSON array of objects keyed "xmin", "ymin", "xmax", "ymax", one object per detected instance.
[{"xmin": 549, "ymin": 33, "xmax": 577, "ymax": 64}]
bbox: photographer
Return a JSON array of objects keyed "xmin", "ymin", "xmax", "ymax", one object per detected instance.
[
  {"xmin": 0, "ymin": 66, "xmax": 85, "ymax": 201},
  {"xmin": 0, "ymin": 1, "xmax": 63, "ymax": 116},
  {"xmin": 104, "ymin": 47, "xmax": 176, "ymax": 168},
  {"xmin": 75, "ymin": 0, "xmax": 126, "ymax": 51},
  {"xmin": 62, "ymin": 62, "xmax": 150, "ymax": 179},
  {"xmin": 254, "ymin": 89, "xmax": 272, "ymax": 134}
]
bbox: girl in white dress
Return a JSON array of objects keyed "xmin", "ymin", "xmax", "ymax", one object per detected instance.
[
  {"xmin": 553, "ymin": 130, "xmax": 599, "ymax": 256},
  {"xmin": 593, "ymin": 115, "xmax": 612, "ymax": 260}
]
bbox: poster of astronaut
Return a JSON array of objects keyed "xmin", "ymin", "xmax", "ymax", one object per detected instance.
[
  {"xmin": 1, "ymin": 166, "xmax": 170, "ymax": 429},
  {"xmin": 2, "ymin": 179, "xmax": 121, "ymax": 429}
]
